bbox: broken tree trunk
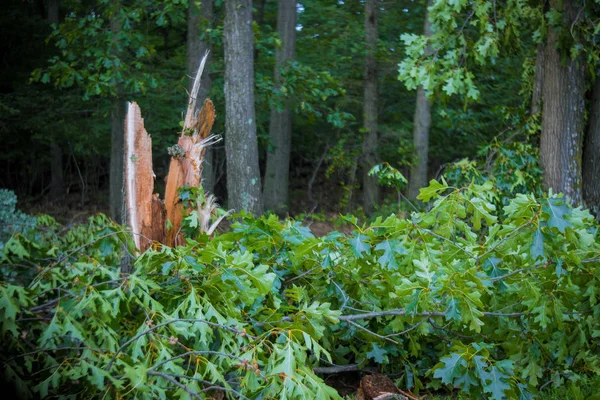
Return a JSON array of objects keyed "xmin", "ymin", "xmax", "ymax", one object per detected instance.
[
  {"xmin": 123, "ymin": 52, "xmax": 219, "ymax": 252},
  {"xmin": 164, "ymin": 53, "xmax": 217, "ymax": 247},
  {"xmin": 123, "ymin": 102, "xmax": 165, "ymax": 252}
]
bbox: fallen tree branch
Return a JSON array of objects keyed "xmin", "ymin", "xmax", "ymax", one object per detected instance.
[
  {"xmin": 313, "ymin": 364, "xmax": 360, "ymax": 374},
  {"xmin": 106, "ymin": 318, "xmax": 246, "ymax": 372}
]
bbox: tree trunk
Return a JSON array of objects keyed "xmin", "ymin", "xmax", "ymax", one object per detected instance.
[
  {"xmin": 187, "ymin": 0, "xmax": 216, "ymax": 194},
  {"xmin": 47, "ymin": 0, "xmax": 64, "ymax": 201},
  {"xmin": 530, "ymin": 44, "xmax": 544, "ymax": 115},
  {"xmin": 223, "ymin": 0, "xmax": 263, "ymax": 215},
  {"xmin": 361, "ymin": 0, "xmax": 379, "ymax": 214},
  {"xmin": 540, "ymin": 0, "xmax": 585, "ymax": 205},
  {"xmin": 110, "ymin": 97, "xmax": 126, "ymax": 223},
  {"xmin": 263, "ymin": 0, "xmax": 297, "ymax": 215},
  {"xmin": 408, "ymin": 0, "xmax": 433, "ymax": 201},
  {"xmin": 109, "ymin": 0, "xmax": 125, "ymax": 223},
  {"xmin": 583, "ymin": 78, "xmax": 600, "ymax": 219}
]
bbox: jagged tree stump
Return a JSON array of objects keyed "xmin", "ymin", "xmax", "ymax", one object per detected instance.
[{"xmin": 122, "ymin": 53, "xmax": 218, "ymax": 252}]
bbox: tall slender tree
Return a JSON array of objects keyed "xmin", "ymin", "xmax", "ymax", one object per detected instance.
[
  {"xmin": 187, "ymin": 0, "xmax": 215, "ymax": 193},
  {"xmin": 109, "ymin": 0, "xmax": 126, "ymax": 223},
  {"xmin": 407, "ymin": 0, "xmax": 433, "ymax": 201},
  {"xmin": 263, "ymin": 0, "xmax": 297, "ymax": 215},
  {"xmin": 530, "ymin": 45, "xmax": 544, "ymax": 115},
  {"xmin": 223, "ymin": 0, "xmax": 263, "ymax": 214},
  {"xmin": 47, "ymin": 0, "xmax": 64, "ymax": 201},
  {"xmin": 540, "ymin": 0, "xmax": 586, "ymax": 204},
  {"xmin": 583, "ymin": 79, "xmax": 600, "ymax": 219},
  {"xmin": 361, "ymin": 0, "xmax": 379, "ymax": 214}
]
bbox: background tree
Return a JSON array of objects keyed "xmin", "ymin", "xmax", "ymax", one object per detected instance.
[
  {"xmin": 361, "ymin": 0, "xmax": 379, "ymax": 214},
  {"xmin": 540, "ymin": 0, "xmax": 586, "ymax": 204},
  {"xmin": 109, "ymin": 0, "xmax": 126, "ymax": 223},
  {"xmin": 584, "ymin": 79, "xmax": 600, "ymax": 219},
  {"xmin": 407, "ymin": 0, "xmax": 433, "ymax": 202},
  {"xmin": 223, "ymin": 0, "xmax": 263, "ymax": 215},
  {"xmin": 263, "ymin": 0, "xmax": 297, "ymax": 215}
]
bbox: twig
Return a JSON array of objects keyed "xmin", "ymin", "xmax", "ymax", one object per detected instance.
[
  {"xmin": 106, "ymin": 319, "xmax": 245, "ymax": 372},
  {"xmin": 338, "ymin": 309, "xmax": 526, "ymax": 321},
  {"xmin": 149, "ymin": 350, "xmax": 242, "ymax": 372},
  {"xmin": 345, "ymin": 319, "xmax": 398, "ymax": 344},
  {"xmin": 147, "ymin": 371, "xmax": 201, "ymax": 399},
  {"xmin": 313, "ymin": 364, "xmax": 360, "ymax": 374},
  {"xmin": 284, "ymin": 267, "xmax": 319, "ymax": 285},
  {"xmin": 414, "ymin": 225, "xmax": 476, "ymax": 259},
  {"xmin": 339, "ymin": 309, "xmax": 445, "ymax": 321}
]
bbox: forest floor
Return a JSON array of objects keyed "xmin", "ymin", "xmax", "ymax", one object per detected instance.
[{"xmin": 21, "ymin": 191, "xmax": 355, "ymax": 237}]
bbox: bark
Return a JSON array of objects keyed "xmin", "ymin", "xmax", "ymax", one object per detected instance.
[
  {"xmin": 223, "ymin": 0, "xmax": 263, "ymax": 215},
  {"xmin": 110, "ymin": 97, "xmax": 126, "ymax": 223},
  {"xmin": 530, "ymin": 44, "xmax": 544, "ymax": 115},
  {"xmin": 47, "ymin": 0, "xmax": 64, "ymax": 201},
  {"xmin": 187, "ymin": 0, "xmax": 216, "ymax": 194},
  {"xmin": 109, "ymin": 0, "xmax": 126, "ymax": 223},
  {"xmin": 361, "ymin": 0, "xmax": 379, "ymax": 214},
  {"xmin": 540, "ymin": 0, "xmax": 586, "ymax": 204},
  {"xmin": 164, "ymin": 65, "xmax": 216, "ymax": 247},
  {"xmin": 583, "ymin": 78, "xmax": 600, "ymax": 219},
  {"xmin": 408, "ymin": 0, "xmax": 433, "ymax": 201},
  {"xmin": 263, "ymin": 0, "xmax": 297, "ymax": 215}
]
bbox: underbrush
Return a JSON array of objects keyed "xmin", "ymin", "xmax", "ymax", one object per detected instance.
[{"xmin": 1, "ymin": 180, "xmax": 599, "ymax": 399}]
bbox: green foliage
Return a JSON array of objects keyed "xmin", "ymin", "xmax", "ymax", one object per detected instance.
[
  {"xmin": 368, "ymin": 162, "xmax": 408, "ymax": 192},
  {"xmin": 443, "ymin": 138, "xmax": 543, "ymax": 209},
  {"xmin": 31, "ymin": 0, "xmax": 162, "ymax": 98},
  {"xmin": 0, "ymin": 190, "xmax": 36, "ymax": 242},
  {"xmin": 2, "ymin": 182, "xmax": 600, "ymax": 399},
  {"xmin": 398, "ymin": 0, "xmax": 600, "ymax": 101}
]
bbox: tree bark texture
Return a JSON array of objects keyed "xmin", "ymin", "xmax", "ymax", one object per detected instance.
[
  {"xmin": 48, "ymin": 0, "xmax": 64, "ymax": 201},
  {"xmin": 109, "ymin": 0, "xmax": 126, "ymax": 223},
  {"xmin": 530, "ymin": 44, "xmax": 544, "ymax": 115},
  {"xmin": 583, "ymin": 78, "xmax": 600, "ymax": 219},
  {"xmin": 223, "ymin": 0, "xmax": 263, "ymax": 215},
  {"xmin": 540, "ymin": 0, "xmax": 585, "ymax": 205},
  {"xmin": 263, "ymin": 0, "xmax": 297, "ymax": 215},
  {"xmin": 408, "ymin": 0, "xmax": 433, "ymax": 201},
  {"xmin": 361, "ymin": 0, "xmax": 379, "ymax": 214},
  {"xmin": 110, "ymin": 97, "xmax": 126, "ymax": 223},
  {"xmin": 187, "ymin": 0, "xmax": 216, "ymax": 194}
]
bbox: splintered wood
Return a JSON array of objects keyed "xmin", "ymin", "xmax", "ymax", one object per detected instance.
[
  {"xmin": 164, "ymin": 99, "xmax": 216, "ymax": 247},
  {"xmin": 122, "ymin": 52, "xmax": 219, "ymax": 252},
  {"xmin": 124, "ymin": 102, "xmax": 161, "ymax": 252}
]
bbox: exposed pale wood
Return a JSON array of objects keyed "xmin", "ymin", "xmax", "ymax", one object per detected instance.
[
  {"xmin": 123, "ymin": 102, "xmax": 155, "ymax": 252},
  {"xmin": 164, "ymin": 52, "xmax": 217, "ymax": 246}
]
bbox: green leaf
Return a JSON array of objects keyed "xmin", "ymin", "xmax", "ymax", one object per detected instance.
[
  {"xmin": 531, "ymin": 229, "xmax": 545, "ymax": 261},
  {"xmin": 375, "ymin": 240, "xmax": 406, "ymax": 270},
  {"xmin": 545, "ymin": 197, "xmax": 572, "ymax": 233},
  {"xmin": 445, "ymin": 298, "xmax": 462, "ymax": 322},
  {"xmin": 366, "ymin": 343, "xmax": 388, "ymax": 364},
  {"xmin": 433, "ymin": 353, "xmax": 467, "ymax": 385},
  {"xmin": 417, "ymin": 179, "xmax": 448, "ymax": 202},
  {"xmin": 349, "ymin": 233, "xmax": 371, "ymax": 258},
  {"xmin": 483, "ymin": 366, "xmax": 511, "ymax": 400}
]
